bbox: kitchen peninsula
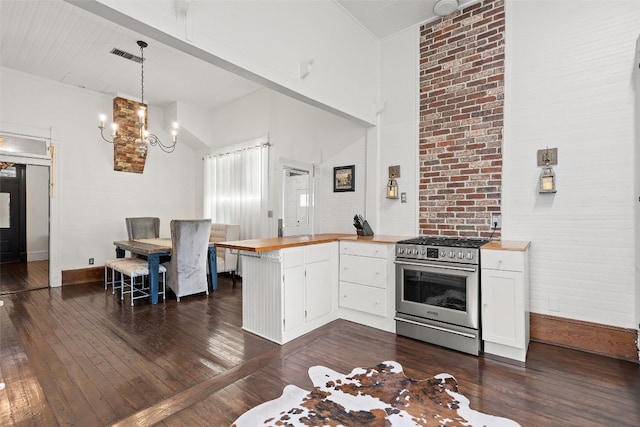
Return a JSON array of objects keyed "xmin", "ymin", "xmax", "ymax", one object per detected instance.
[{"xmin": 216, "ymin": 234, "xmax": 407, "ymax": 344}]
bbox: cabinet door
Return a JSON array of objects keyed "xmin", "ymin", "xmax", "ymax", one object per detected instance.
[
  {"xmin": 283, "ymin": 265, "xmax": 306, "ymax": 331},
  {"xmin": 305, "ymin": 259, "xmax": 332, "ymax": 322},
  {"xmin": 481, "ymin": 269, "xmax": 524, "ymax": 348}
]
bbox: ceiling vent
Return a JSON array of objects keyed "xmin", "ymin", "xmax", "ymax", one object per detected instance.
[{"xmin": 109, "ymin": 47, "xmax": 144, "ymax": 63}]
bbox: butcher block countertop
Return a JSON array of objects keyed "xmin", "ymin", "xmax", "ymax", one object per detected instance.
[
  {"xmin": 482, "ymin": 240, "xmax": 531, "ymax": 251},
  {"xmin": 215, "ymin": 233, "xmax": 410, "ymax": 252}
]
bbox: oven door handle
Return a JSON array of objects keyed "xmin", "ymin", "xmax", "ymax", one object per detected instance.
[
  {"xmin": 394, "ymin": 260, "xmax": 477, "ymax": 273},
  {"xmin": 394, "ymin": 317, "xmax": 477, "ymax": 339}
]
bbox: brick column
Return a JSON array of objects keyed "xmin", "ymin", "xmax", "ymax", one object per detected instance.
[{"xmin": 419, "ymin": 0, "xmax": 504, "ymax": 238}]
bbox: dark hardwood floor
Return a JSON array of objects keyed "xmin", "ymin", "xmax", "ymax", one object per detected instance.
[
  {"xmin": 0, "ymin": 260, "xmax": 48, "ymax": 294},
  {"xmin": 0, "ymin": 275, "xmax": 638, "ymax": 426}
]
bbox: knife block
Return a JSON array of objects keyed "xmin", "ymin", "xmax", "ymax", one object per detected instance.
[{"xmin": 356, "ymin": 220, "xmax": 374, "ymax": 236}]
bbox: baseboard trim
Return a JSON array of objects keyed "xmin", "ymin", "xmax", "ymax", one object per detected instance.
[
  {"xmin": 62, "ymin": 266, "xmax": 103, "ymax": 286},
  {"xmin": 530, "ymin": 313, "xmax": 638, "ymax": 363}
]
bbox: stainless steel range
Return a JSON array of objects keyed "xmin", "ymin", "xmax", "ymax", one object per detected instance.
[{"xmin": 394, "ymin": 236, "xmax": 489, "ymax": 355}]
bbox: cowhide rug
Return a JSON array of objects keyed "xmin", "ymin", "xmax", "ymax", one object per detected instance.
[{"xmin": 232, "ymin": 361, "xmax": 520, "ymax": 427}]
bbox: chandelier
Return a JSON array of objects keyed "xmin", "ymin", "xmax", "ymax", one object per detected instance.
[{"xmin": 98, "ymin": 40, "xmax": 178, "ymax": 153}]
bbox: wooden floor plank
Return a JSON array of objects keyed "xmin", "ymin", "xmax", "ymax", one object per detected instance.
[{"xmin": 0, "ymin": 275, "xmax": 638, "ymax": 427}]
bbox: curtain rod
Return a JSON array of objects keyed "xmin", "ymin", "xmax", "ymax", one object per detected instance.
[{"xmin": 203, "ymin": 141, "xmax": 271, "ymax": 160}]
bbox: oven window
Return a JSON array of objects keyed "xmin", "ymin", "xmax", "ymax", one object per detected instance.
[{"xmin": 403, "ymin": 270, "xmax": 467, "ymax": 312}]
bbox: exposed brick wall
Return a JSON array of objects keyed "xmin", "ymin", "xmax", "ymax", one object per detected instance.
[
  {"xmin": 418, "ymin": 0, "xmax": 504, "ymax": 238},
  {"xmin": 113, "ymin": 96, "xmax": 148, "ymax": 174}
]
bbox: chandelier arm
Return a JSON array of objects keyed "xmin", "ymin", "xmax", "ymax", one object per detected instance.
[
  {"xmin": 146, "ymin": 134, "xmax": 177, "ymax": 153},
  {"xmin": 99, "ymin": 127, "xmax": 115, "ymax": 144}
]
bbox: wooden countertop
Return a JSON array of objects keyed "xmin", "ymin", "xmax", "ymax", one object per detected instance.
[
  {"xmin": 215, "ymin": 233, "xmax": 411, "ymax": 252},
  {"xmin": 481, "ymin": 240, "xmax": 531, "ymax": 251}
]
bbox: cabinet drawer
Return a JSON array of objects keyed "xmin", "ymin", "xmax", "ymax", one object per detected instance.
[
  {"xmin": 481, "ymin": 249, "xmax": 524, "ymax": 272},
  {"xmin": 339, "ymin": 281, "xmax": 386, "ymax": 317},
  {"xmin": 340, "ymin": 241, "xmax": 389, "ymax": 259},
  {"xmin": 305, "ymin": 242, "xmax": 333, "ymax": 264},
  {"xmin": 282, "ymin": 248, "xmax": 304, "ymax": 269},
  {"xmin": 340, "ymin": 255, "xmax": 387, "ymax": 288}
]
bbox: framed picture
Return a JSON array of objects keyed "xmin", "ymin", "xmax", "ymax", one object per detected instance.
[{"xmin": 333, "ymin": 165, "xmax": 355, "ymax": 192}]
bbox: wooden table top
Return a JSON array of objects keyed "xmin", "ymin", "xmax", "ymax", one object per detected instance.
[
  {"xmin": 215, "ymin": 233, "xmax": 411, "ymax": 252},
  {"xmin": 114, "ymin": 238, "xmax": 217, "ymax": 255}
]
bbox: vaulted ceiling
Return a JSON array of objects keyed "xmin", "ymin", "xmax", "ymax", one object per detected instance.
[{"xmin": 0, "ymin": 0, "xmax": 473, "ymax": 112}]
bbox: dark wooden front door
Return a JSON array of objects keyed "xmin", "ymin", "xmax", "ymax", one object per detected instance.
[{"xmin": 0, "ymin": 164, "xmax": 26, "ymax": 262}]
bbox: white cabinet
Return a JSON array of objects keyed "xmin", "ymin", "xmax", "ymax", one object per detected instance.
[
  {"xmin": 481, "ymin": 242, "xmax": 530, "ymax": 362},
  {"xmin": 338, "ymin": 241, "xmax": 395, "ymax": 332},
  {"xmin": 241, "ymin": 242, "xmax": 338, "ymax": 345},
  {"xmin": 282, "ymin": 242, "xmax": 337, "ymax": 342}
]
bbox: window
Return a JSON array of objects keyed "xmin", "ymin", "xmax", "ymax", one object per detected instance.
[{"xmin": 203, "ymin": 138, "xmax": 269, "ymax": 240}]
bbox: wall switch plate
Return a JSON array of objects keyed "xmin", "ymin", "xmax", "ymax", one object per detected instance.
[
  {"xmin": 400, "ymin": 192, "xmax": 407, "ymax": 203},
  {"xmin": 267, "ymin": 210, "xmax": 273, "ymax": 218},
  {"xmin": 490, "ymin": 214, "xmax": 501, "ymax": 229},
  {"xmin": 89, "ymin": 258, "xmax": 94, "ymax": 265}
]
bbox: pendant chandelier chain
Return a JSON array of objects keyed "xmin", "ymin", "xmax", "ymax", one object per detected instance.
[
  {"xmin": 98, "ymin": 40, "xmax": 178, "ymax": 153},
  {"xmin": 140, "ymin": 42, "xmax": 145, "ymax": 105}
]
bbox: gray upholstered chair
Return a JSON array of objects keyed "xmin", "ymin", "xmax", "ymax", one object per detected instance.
[
  {"xmin": 164, "ymin": 219, "xmax": 212, "ymax": 301},
  {"xmin": 126, "ymin": 217, "xmax": 160, "ymax": 239}
]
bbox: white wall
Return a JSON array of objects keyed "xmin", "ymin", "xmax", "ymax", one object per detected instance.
[
  {"xmin": 504, "ymin": 1, "xmax": 640, "ymax": 329},
  {"xmin": 205, "ymin": 88, "xmax": 369, "ymax": 236},
  {"xmin": 71, "ymin": 0, "xmax": 380, "ymax": 125},
  {"xmin": 26, "ymin": 164, "xmax": 49, "ymax": 261},
  {"xmin": 377, "ymin": 27, "xmax": 420, "ymax": 237},
  {"xmin": 0, "ymin": 68, "xmax": 198, "ymax": 282}
]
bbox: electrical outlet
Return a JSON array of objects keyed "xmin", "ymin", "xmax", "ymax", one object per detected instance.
[
  {"xmin": 89, "ymin": 258, "xmax": 94, "ymax": 265},
  {"xmin": 490, "ymin": 214, "xmax": 502, "ymax": 229}
]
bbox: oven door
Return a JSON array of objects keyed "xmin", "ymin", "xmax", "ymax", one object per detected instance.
[{"xmin": 395, "ymin": 259, "xmax": 479, "ymax": 329}]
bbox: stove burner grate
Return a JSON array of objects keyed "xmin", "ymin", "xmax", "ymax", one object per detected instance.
[{"xmin": 397, "ymin": 236, "xmax": 489, "ymax": 249}]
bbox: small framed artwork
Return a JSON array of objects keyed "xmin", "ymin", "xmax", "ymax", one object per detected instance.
[{"xmin": 333, "ymin": 165, "xmax": 355, "ymax": 192}]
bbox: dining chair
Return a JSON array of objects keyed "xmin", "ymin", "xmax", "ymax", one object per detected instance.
[
  {"xmin": 164, "ymin": 219, "xmax": 212, "ymax": 301},
  {"xmin": 126, "ymin": 217, "xmax": 160, "ymax": 239},
  {"xmin": 104, "ymin": 217, "xmax": 161, "ymax": 294}
]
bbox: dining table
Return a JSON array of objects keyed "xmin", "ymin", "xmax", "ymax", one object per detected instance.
[{"xmin": 113, "ymin": 238, "xmax": 218, "ymax": 304}]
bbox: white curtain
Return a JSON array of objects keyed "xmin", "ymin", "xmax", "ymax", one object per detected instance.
[{"xmin": 203, "ymin": 138, "xmax": 269, "ymax": 240}]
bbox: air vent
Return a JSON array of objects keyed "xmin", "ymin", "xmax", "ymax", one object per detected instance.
[{"xmin": 109, "ymin": 48, "xmax": 144, "ymax": 63}]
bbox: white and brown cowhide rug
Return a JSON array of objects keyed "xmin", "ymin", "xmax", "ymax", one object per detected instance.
[{"xmin": 232, "ymin": 361, "xmax": 520, "ymax": 427}]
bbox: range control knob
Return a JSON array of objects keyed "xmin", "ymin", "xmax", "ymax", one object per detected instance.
[
  {"xmin": 420, "ymin": 249, "xmax": 426, "ymax": 255},
  {"xmin": 466, "ymin": 252, "xmax": 473, "ymax": 260},
  {"xmin": 398, "ymin": 248, "xmax": 405, "ymax": 254},
  {"xmin": 440, "ymin": 251, "xmax": 447, "ymax": 258},
  {"xmin": 458, "ymin": 252, "xmax": 464, "ymax": 259},
  {"xmin": 449, "ymin": 251, "xmax": 455, "ymax": 258}
]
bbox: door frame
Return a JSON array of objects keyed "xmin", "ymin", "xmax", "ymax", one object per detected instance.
[{"xmin": 0, "ymin": 128, "xmax": 58, "ymax": 286}]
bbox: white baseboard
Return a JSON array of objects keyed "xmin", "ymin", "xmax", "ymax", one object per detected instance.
[{"xmin": 27, "ymin": 251, "xmax": 49, "ymax": 262}]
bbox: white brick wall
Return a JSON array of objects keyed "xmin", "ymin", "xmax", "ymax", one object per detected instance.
[{"xmin": 503, "ymin": 0, "xmax": 640, "ymax": 328}]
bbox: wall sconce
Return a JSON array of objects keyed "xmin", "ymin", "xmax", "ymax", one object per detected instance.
[
  {"xmin": 537, "ymin": 147, "xmax": 557, "ymax": 193},
  {"xmin": 386, "ymin": 165, "xmax": 400, "ymax": 199}
]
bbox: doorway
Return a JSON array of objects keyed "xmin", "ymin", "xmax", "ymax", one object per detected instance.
[
  {"xmin": 0, "ymin": 164, "xmax": 26, "ymax": 262},
  {"xmin": 0, "ymin": 162, "xmax": 49, "ymax": 294}
]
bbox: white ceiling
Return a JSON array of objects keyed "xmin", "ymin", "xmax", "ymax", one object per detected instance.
[{"xmin": 0, "ymin": 0, "xmax": 469, "ymax": 113}]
